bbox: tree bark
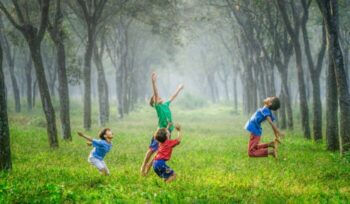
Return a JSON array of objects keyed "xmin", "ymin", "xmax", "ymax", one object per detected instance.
[
  {"xmin": 25, "ymin": 55, "xmax": 33, "ymax": 111},
  {"xmin": 0, "ymin": 38, "xmax": 12, "ymax": 171}
]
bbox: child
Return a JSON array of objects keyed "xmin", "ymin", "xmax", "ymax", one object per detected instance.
[
  {"xmin": 77, "ymin": 128, "xmax": 113, "ymax": 175},
  {"xmin": 244, "ymin": 96, "xmax": 284, "ymax": 158},
  {"xmin": 153, "ymin": 124, "xmax": 183, "ymax": 183},
  {"xmin": 140, "ymin": 72, "xmax": 184, "ymax": 176}
]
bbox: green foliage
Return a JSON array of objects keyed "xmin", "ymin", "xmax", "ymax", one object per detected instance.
[{"xmin": 1, "ymin": 104, "xmax": 350, "ymax": 203}]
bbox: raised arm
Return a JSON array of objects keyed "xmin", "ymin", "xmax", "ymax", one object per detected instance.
[
  {"xmin": 151, "ymin": 72, "xmax": 159, "ymax": 103},
  {"xmin": 77, "ymin": 132, "xmax": 93, "ymax": 142},
  {"xmin": 175, "ymin": 124, "xmax": 183, "ymax": 142},
  {"xmin": 170, "ymin": 84, "xmax": 184, "ymax": 102}
]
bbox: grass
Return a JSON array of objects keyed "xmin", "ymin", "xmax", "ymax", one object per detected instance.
[{"xmin": 0, "ymin": 101, "xmax": 349, "ymax": 203}]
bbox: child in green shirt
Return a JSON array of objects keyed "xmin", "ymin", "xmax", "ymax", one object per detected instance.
[{"xmin": 140, "ymin": 72, "xmax": 184, "ymax": 176}]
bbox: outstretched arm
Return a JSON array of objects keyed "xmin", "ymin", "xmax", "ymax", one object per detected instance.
[
  {"xmin": 151, "ymin": 72, "xmax": 159, "ymax": 103},
  {"xmin": 77, "ymin": 132, "xmax": 93, "ymax": 142},
  {"xmin": 170, "ymin": 84, "xmax": 184, "ymax": 102}
]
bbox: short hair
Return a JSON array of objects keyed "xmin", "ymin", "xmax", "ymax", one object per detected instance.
[
  {"xmin": 269, "ymin": 96, "xmax": 280, "ymax": 111},
  {"xmin": 98, "ymin": 128, "xmax": 110, "ymax": 140},
  {"xmin": 155, "ymin": 128, "xmax": 168, "ymax": 143}
]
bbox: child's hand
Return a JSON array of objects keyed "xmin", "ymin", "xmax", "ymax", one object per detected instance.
[
  {"xmin": 87, "ymin": 142, "xmax": 92, "ymax": 146},
  {"xmin": 175, "ymin": 124, "xmax": 181, "ymax": 131},
  {"xmin": 77, "ymin": 132, "xmax": 84, "ymax": 137},
  {"xmin": 167, "ymin": 122, "xmax": 173, "ymax": 129},
  {"xmin": 151, "ymin": 72, "xmax": 157, "ymax": 81},
  {"xmin": 177, "ymin": 84, "xmax": 184, "ymax": 91}
]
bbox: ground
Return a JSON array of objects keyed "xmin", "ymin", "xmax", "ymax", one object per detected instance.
[{"xmin": 0, "ymin": 102, "xmax": 349, "ymax": 203}]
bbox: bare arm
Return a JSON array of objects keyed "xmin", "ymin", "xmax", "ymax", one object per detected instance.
[
  {"xmin": 266, "ymin": 117, "xmax": 284, "ymax": 138},
  {"xmin": 151, "ymin": 72, "xmax": 159, "ymax": 103},
  {"xmin": 170, "ymin": 84, "xmax": 184, "ymax": 102},
  {"xmin": 175, "ymin": 124, "xmax": 183, "ymax": 142},
  {"xmin": 77, "ymin": 132, "xmax": 93, "ymax": 142}
]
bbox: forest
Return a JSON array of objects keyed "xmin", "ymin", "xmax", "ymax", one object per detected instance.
[{"xmin": 0, "ymin": 0, "xmax": 349, "ymax": 203}]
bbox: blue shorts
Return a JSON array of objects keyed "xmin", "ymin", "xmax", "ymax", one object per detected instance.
[
  {"xmin": 153, "ymin": 159, "xmax": 174, "ymax": 179},
  {"xmin": 148, "ymin": 129, "xmax": 172, "ymax": 152}
]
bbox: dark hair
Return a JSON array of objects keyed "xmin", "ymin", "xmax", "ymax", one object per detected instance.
[
  {"xmin": 98, "ymin": 128, "xmax": 110, "ymax": 140},
  {"xmin": 149, "ymin": 96, "xmax": 155, "ymax": 107},
  {"xmin": 155, "ymin": 128, "xmax": 168, "ymax": 143},
  {"xmin": 269, "ymin": 97, "xmax": 280, "ymax": 111}
]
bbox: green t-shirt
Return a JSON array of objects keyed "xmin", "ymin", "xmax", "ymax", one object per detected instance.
[{"xmin": 154, "ymin": 100, "xmax": 174, "ymax": 132}]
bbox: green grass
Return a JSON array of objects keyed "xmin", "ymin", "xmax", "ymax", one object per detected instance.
[{"xmin": 0, "ymin": 102, "xmax": 349, "ymax": 203}]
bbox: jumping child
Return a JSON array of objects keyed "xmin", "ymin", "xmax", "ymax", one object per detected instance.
[
  {"xmin": 77, "ymin": 128, "xmax": 113, "ymax": 175},
  {"xmin": 153, "ymin": 124, "xmax": 183, "ymax": 183},
  {"xmin": 244, "ymin": 96, "xmax": 284, "ymax": 158},
  {"xmin": 140, "ymin": 72, "xmax": 184, "ymax": 176}
]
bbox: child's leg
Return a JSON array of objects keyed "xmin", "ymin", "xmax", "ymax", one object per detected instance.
[
  {"xmin": 101, "ymin": 161, "xmax": 110, "ymax": 176},
  {"xmin": 141, "ymin": 137, "xmax": 158, "ymax": 176},
  {"xmin": 165, "ymin": 173, "xmax": 176, "ymax": 183},
  {"xmin": 88, "ymin": 156, "xmax": 110, "ymax": 175},
  {"xmin": 248, "ymin": 135, "xmax": 268, "ymax": 157}
]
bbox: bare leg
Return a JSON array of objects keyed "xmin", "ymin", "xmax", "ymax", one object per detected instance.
[
  {"xmin": 141, "ymin": 149, "xmax": 155, "ymax": 176},
  {"xmin": 165, "ymin": 173, "xmax": 176, "ymax": 183}
]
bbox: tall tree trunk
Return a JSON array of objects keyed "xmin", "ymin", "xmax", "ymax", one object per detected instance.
[
  {"xmin": 8, "ymin": 55, "xmax": 21, "ymax": 112},
  {"xmin": 93, "ymin": 45, "xmax": 109, "ymax": 126},
  {"xmin": 326, "ymin": 61, "xmax": 339, "ymax": 150},
  {"xmin": 83, "ymin": 31, "xmax": 95, "ymax": 130},
  {"xmin": 277, "ymin": 0, "xmax": 311, "ymax": 138},
  {"xmin": 56, "ymin": 42, "xmax": 71, "ymax": 140},
  {"xmin": 233, "ymin": 72, "xmax": 238, "ymax": 111},
  {"xmin": 48, "ymin": 0, "xmax": 72, "ymax": 140},
  {"xmin": 0, "ymin": 39, "xmax": 12, "ymax": 171},
  {"xmin": 317, "ymin": 0, "xmax": 350, "ymax": 153},
  {"xmin": 29, "ymin": 43, "xmax": 58, "ymax": 148},
  {"xmin": 25, "ymin": 56, "xmax": 33, "ymax": 111}
]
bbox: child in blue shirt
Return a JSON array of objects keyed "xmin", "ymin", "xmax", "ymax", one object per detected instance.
[
  {"xmin": 78, "ymin": 128, "xmax": 113, "ymax": 175},
  {"xmin": 244, "ymin": 96, "xmax": 284, "ymax": 158}
]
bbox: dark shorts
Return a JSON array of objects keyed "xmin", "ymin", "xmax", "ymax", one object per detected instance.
[
  {"xmin": 153, "ymin": 159, "xmax": 174, "ymax": 179},
  {"xmin": 148, "ymin": 129, "xmax": 172, "ymax": 152}
]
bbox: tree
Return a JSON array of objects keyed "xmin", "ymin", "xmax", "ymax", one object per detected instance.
[
  {"xmin": 0, "ymin": 15, "xmax": 20, "ymax": 112},
  {"xmin": 0, "ymin": 0, "xmax": 59, "ymax": 148},
  {"xmin": 68, "ymin": 0, "xmax": 108, "ymax": 130},
  {"xmin": 317, "ymin": 0, "xmax": 350, "ymax": 154},
  {"xmin": 277, "ymin": 0, "xmax": 311, "ymax": 139},
  {"xmin": 0, "ymin": 33, "xmax": 12, "ymax": 171}
]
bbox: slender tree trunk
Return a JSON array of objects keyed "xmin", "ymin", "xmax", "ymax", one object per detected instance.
[
  {"xmin": 83, "ymin": 31, "xmax": 95, "ymax": 130},
  {"xmin": 56, "ymin": 42, "xmax": 71, "ymax": 140},
  {"xmin": 25, "ymin": 56, "xmax": 33, "ymax": 111},
  {"xmin": 8, "ymin": 57, "xmax": 21, "ymax": 112},
  {"xmin": 29, "ymin": 43, "xmax": 58, "ymax": 148},
  {"xmin": 233, "ymin": 72, "xmax": 238, "ymax": 111},
  {"xmin": 0, "ymin": 39, "xmax": 11, "ymax": 171},
  {"xmin": 94, "ymin": 46, "xmax": 109, "ymax": 126},
  {"xmin": 326, "ymin": 61, "xmax": 339, "ymax": 150}
]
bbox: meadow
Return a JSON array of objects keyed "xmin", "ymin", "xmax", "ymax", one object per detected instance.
[{"xmin": 0, "ymin": 101, "xmax": 349, "ymax": 203}]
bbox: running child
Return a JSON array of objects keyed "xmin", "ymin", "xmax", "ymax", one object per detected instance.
[
  {"xmin": 140, "ymin": 72, "xmax": 184, "ymax": 176},
  {"xmin": 244, "ymin": 96, "xmax": 284, "ymax": 158},
  {"xmin": 153, "ymin": 124, "xmax": 183, "ymax": 183},
  {"xmin": 77, "ymin": 128, "xmax": 113, "ymax": 175}
]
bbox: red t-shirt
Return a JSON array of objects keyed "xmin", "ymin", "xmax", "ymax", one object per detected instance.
[{"xmin": 154, "ymin": 139, "xmax": 180, "ymax": 161}]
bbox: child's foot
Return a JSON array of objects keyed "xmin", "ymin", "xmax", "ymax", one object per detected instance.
[{"xmin": 268, "ymin": 141, "xmax": 275, "ymax": 148}]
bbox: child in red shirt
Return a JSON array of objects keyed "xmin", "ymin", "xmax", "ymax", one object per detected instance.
[{"xmin": 153, "ymin": 124, "xmax": 183, "ymax": 183}]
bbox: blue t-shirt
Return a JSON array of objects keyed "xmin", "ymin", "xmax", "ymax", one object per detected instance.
[
  {"xmin": 244, "ymin": 107, "xmax": 275, "ymax": 136},
  {"xmin": 90, "ymin": 139, "xmax": 112, "ymax": 160}
]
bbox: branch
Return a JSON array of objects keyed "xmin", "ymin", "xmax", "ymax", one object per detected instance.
[
  {"xmin": 37, "ymin": 0, "xmax": 50, "ymax": 41},
  {"xmin": 0, "ymin": 2, "xmax": 23, "ymax": 31}
]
